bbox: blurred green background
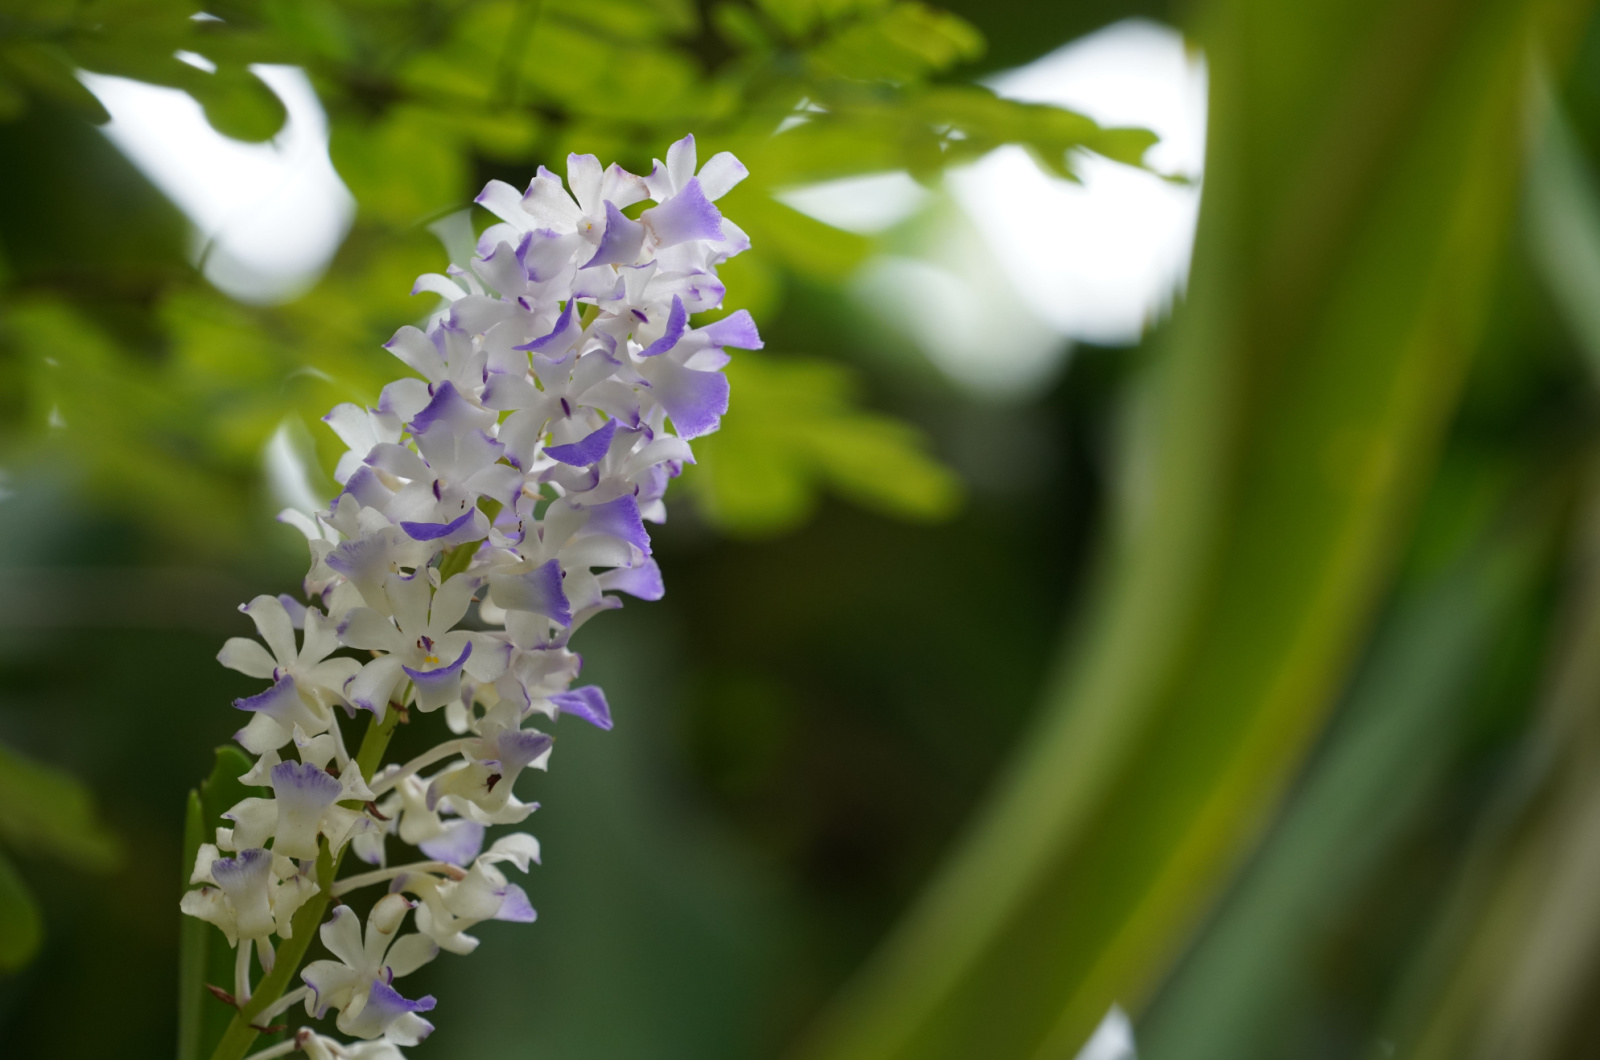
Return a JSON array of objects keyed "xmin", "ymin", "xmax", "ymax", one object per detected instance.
[{"xmin": 8, "ymin": 0, "xmax": 1600, "ymax": 1057}]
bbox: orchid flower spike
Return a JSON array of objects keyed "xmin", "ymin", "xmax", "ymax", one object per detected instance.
[{"xmin": 179, "ymin": 135, "xmax": 757, "ymax": 1054}]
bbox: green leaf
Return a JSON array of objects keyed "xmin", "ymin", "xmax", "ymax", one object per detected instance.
[
  {"xmin": 1140, "ymin": 465, "xmax": 1560, "ymax": 1060},
  {"xmin": 330, "ymin": 105, "xmax": 472, "ymax": 222},
  {"xmin": 689, "ymin": 353, "xmax": 962, "ymax": 535},
  {"xmin": 200, "ymin": 745, "xmax": 262, "ymax": 825},
  {"xmin": 0, "ymin": 41, "xmax": 111, "ymax": 123},
  {"xmin": 0, "ymin": 741, "xmax": 119, "ymax": 871},
  {"xmin": 0, "ymin": 846, "xmax": 42, "ymax": 973},
  {"xmin": 808, "ymin": 2, "xmax": 984, "ymax": 82},
  {"xmin": 179, "ymin": 64, "xmax": 288, "ymax": 143}
]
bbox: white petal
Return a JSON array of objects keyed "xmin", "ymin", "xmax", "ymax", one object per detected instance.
[
  {"xmin": 697, "ymin": 151, "xmax": 748, "ymax": 200},
  {"xmin": 474, "ymin": 179, "xmax": 528, "ymax": 224},
  {"xmin": 428, "ymin": 573, "xmax": 479, "ymax": 634},
  {"xmin": 566, "ymin": 153, "xmax": 604, "ymax": 214},
  {"xmin": 318, "ymin": 904, "xmax": 368, "ymax": 970},
  {"xmin": 242, "ymin": 595, "xmax": 298, "ymax": 666},
  {"xmin": 384, "ymin": 933, "xmax": 439, "ymax": 978},
  {"xmin": 218, "ymin": 637, "xmax": 277, "ymax": 679}
]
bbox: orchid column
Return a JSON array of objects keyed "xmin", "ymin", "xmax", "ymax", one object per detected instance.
[{"xmin": 179, "ymin": 135, "xmax": 759, "ymax": 1060}]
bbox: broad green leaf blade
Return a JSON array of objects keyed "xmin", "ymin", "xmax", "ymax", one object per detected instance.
[
  {"xmin": 790, "ymin": 0, "xmax": 1598, "ymax": 1057},
  {"xmin": 1140, "ymin": 471, "xmax": 1560, "ymax": 1060},
  {"xmin": 0, "ymin": 741, "xmax": 119, "ymax": 871},
  {"xmin": 0, "ymin": 846, "xmax": 42, "ymax": 973}
]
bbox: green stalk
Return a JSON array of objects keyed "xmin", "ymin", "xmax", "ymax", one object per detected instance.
[
  {"xmin": 177, "ymin": 791, "xmax": 207, "ymax": 1060},
  {"xmin": 206, "ymin": 708, "xmax": 403, "ymax": 1060}
]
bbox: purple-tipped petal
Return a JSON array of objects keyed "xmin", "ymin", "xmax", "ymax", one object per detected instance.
[
  {"xmin": 544, "ymin": 420, "xmax": 618, "ymax": 466},
  {"xmin": 550, "ymin": 685, "xmax": 613, "ymax": 730},
  {"xmin": 701, "ymin": 309, "xmax": 763, "ymax": 350},
  {"xmin": 597, "ymin": 559, "xmax": 664, "ymax": 601},
  {"xmin": 211, "ymin": 847, "xmax": 275, "ymax": 938},
  {"xmin": 337, "ymin": 465, "xmax": 393, "ymax": 511},
  {"xmin": 490, "ymin": 560, "xmax": 572, "ymax": 626},
  {"xmin": 494, "ymin": 882, "xmax": 537, "ymax": 923},
  {"xmin": 270, "ymin": 760, "xmax": 344, "ymax": 860},
  {"xmin": 653, "ymin": 363, "xmax": 729, "ymax": 440},
  {"xmin": 276, "ymin": 594, "xmax": 308, "ymax": 629},
  {"xmin": 496, "ymin": 729, "xmax": 554, "ymax": 772},
  {"xmin": 640, "ymin": 296, "xmax": 688, "ymax": 357},
  {"xmin": 211, "ymin": 847, "xmax": 271, "ymax": 889},
  {"xmin": 577, "ymin": 495, "xmax": 651, "ymax": 553},
  {"xmin": 403, "ymin": 642, "xmax": 473, "ymax": 711},
  {"xmin": 581, "ymin": 201, "xmax": 645, "ymax": 268},
  {"xmin": 515, "ymin": 297, "xmax": 576, "ymax": 352},
  {"xmin": 233, "ymin": 676, "xmax": 324, "ymax": 749},
  {"xmin": 349, "ymin": 979, "xmax": 436, "ymax": 1042},
  {"xmin": 400, "ymin": 508, "xmax": 477, "ymax": 542},
  {"xmin": 641, "ymin": 178, "xmax": 724, "ymax": 247},
  {"xmin": 417, "ymin": 819, "xmax": 486, "ymax": 866},
  {"xmin": 401, "ymin": 642, "xmax": 473, "ymax": 684},
  {"xmin": 271, "ymin": 759, "xmax": 342, "ymax": 793},
  {"xmin": 234, "ymin": 674, "xmax": 299, "ymax": 716},
  {"xmin": 407, "ymin": 380, "xmax": 493, "ymax": 437},
  {"xmin": 300, "ymin": 962, "xmax": 339, "ymax": 1018}
]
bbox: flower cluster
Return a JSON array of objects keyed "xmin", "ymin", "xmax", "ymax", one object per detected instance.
[{"xmin": 179, "ymin": 135, "xmax": 757, "ymax": 1057}]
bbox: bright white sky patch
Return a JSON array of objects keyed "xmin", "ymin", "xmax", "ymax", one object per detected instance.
[
  {"xmin": 790, "ymin": 18, "xmax": 1207, "ymax": 395},
  {"xmin": 775, "ymin": 171, "xmax": 933, "ymax": 234},
  {"xmin": 952, "ymin": 18, "xmax": 1207, "ymax": 345},
  {"xmin": 1073, "ymin": 1005, "xmax": 1138, "ymax": 1060},
  {"xmin": 80, "ymin": 64, "xmax": 354, "ymax": 304}
]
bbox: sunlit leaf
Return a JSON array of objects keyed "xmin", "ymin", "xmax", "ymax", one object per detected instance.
[{"xmin": 180, "ymin": 63, "xmax": 289, "ymax": 143}]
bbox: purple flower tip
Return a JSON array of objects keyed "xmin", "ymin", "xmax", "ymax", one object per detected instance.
[
  {"xmin": 640, "ymin": 296, "xmax": 688, "ymax": 357},
  {"xmin": 401, "ymin": 508, "xmax": 477, "ymax": 542},
  {"xmin": 544, "ymin": 420, "xmax": 618, "ymax": 466},
  {"xmin": 514, "ymin": 298, "xmax": 574, "ymax": 352},
  {"xmin": 551, "ymin": 685, "xmax": 613, "ymax": 730}
]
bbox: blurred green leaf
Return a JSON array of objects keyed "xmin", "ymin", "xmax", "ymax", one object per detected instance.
[
  {"xmin": 0, "ymin": 41, "xmax": 109, "ymax": 123},
  {"xmin": 0, "ymin": 846, "xmax": 43, "ymax": 973},
  {"xmin": 180, "ymin": 64, "xmax": 289, "ymax": 143},
  {"xmin": 1140, "ymin": 465, "xmax": 1562, "ymax": 1060},
  {"xmin": 331, "ymin": 105, "xmax": 472, "ymax": 222},
  {"xmin": 690, "ymin": 353, "xmax": 962, "ymax": 535},
  {"xmin": 1527, "ymin": 99, "xmax": 1600, "ymax": 374},
  {"xmin": 200, "ymin": 744, "xmax": 263, "ymax": 823},
  {"xmin": 808, "ymin": 2, "xmax": 984, "ymax": 82},
  {"xmin": 0, "ymin": 741, "xmax": 119, "ymax": 871}
]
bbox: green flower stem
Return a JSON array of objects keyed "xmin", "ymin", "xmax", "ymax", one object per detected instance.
[
  {"xmin": 177, "ymin": 791, "xmax": 208, "ymax": 1060},
  {"xmin": 206, "ymin": 707, "xmax": 403, "ymax": 1060}
]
